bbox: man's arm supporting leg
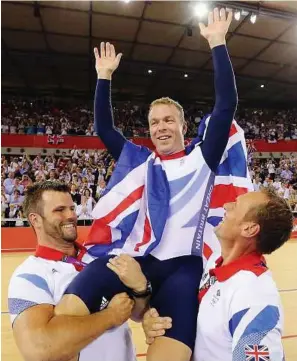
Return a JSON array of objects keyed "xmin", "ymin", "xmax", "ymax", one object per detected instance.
[{"xmin": 55, "ymin": 256, "xmax": 129, "ymax": 317}]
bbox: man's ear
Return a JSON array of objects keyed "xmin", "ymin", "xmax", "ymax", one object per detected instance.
[
  {"xmin": 182, "ymin": 121, "xmax": 187, "ymax": 135},
  {"xmin": 241, "ymin": 222, "xmax": 260, "ymax": 239},
  {"xmin": 28, "ymin": 213, "xmax": 41, "ymax": 230}
]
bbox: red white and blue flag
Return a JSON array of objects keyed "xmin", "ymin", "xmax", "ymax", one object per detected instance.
[
  {"xmin": 85, "ymin": 117, "xmax": 253, "ymax": 261},
  {"xmin": 244, "ymin": 344, "xmax": 270, "ymax": 361}
]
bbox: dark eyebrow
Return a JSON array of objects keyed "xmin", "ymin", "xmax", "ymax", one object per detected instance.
[{"xmin": 53, "ymin": 205, "xmax": 66, "ymax": 211}]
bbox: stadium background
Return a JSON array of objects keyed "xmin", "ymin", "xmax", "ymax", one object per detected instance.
[{"xmin": 1, "ymin": 1, "xmax": 297, "ymax": 360}]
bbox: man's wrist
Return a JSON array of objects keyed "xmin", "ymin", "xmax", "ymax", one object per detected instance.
[
  {"xmin": 101, "ymin": 308, "xmax": 117, "ymax": 328},
  {"xmin": 132, "ymin": 280, "xmax": 147, "ymax": 294},
  {"xmin": 208, "ymin": 37, "xmax": 226, "ymax": 49},
  {"xmin": 131, "ymin": 280, "xmax": 152, "ymax": 298},
  {"xmin": 97, "ymin": 71, "xmax": 112, "ymax": 80}
]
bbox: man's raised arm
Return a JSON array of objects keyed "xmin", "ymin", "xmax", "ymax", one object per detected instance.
[
  {"xmin": 199, "ymin": 9, "xmax": 238, "ymax": 172},
  {"xmin": 94, "ymin": 42, "xmax": 127, "ymax": 161}
]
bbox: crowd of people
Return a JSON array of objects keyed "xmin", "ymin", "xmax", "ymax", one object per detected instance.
[
  {"xmin": 2, "ymin": 98, "xmax": 297, "ymax": 140},
  {"xmin": 1, "ymin": 148, "xmax": 297, "ymax": 226},
  {"xmin": 1, "ymin": 150, "xmax": 114, "ymax": 226}
]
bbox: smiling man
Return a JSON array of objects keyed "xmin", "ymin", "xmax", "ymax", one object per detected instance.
[{"xmin": 8, "ymin": 181, "xmax": 136, "ymax": 361}]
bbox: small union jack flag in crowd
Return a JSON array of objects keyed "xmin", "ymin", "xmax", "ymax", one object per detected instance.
[{"xmin": 245, "ymin": 344, "xmax": 270, "ymax": 361}]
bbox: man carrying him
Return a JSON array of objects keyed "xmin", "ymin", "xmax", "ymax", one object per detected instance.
[
  {"xmin": 142, "ymin": 188, "xmax": 293, "ymax": 361},
  {"xmin": 8, "ymin": 181, "xmax": 143, "ymax": 361},
  {"xmin": 52, "ymin": 8, "xmax": 255, "ymax": 361}
]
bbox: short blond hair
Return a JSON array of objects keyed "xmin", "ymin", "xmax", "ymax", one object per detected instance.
[{"xmin": 149, "ymin": 97, "xmax": 185, "ymax": 123}]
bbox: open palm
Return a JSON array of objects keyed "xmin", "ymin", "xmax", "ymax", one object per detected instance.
[
  {"xmin": 199, "ymin": 8, "xmax": 232, "ymax": 41},
  {"xmin": 94, "ymin": 42, "xmax": 122, "ymax": 76}
]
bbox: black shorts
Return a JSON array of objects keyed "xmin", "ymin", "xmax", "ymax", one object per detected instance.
[{"xmin": 65, "ymin": 254, "xmax": 203, "ymax": 351}]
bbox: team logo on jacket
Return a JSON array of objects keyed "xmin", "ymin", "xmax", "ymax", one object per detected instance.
[{"xmin": 244, "ymin": 344, "xmax": 270, "ymax": 361}]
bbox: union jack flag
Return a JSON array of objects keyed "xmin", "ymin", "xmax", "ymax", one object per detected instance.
[
  {"xmin": 245, "ymin": 344, "xmax": 270, "ymax": 361},
  {"xmin": 86, "ymin": 118, "xmax": 253, "ymax": 260}
]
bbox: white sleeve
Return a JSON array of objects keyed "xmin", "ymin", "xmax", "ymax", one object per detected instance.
[
  {"xmin": 8, "ymin": 265, "xmax": 55, "ymax": 325},
  {"xmin": 229, "ymin": 281, "xmax": 284, "ymax": 361}
]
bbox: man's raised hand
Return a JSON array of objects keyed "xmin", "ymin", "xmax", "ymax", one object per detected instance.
[
  {"xmin": 94, "ymin": 42, "xmax": 122, "ymax": 80},
  {"xmin": 199, "ymin": 7, "xmax": 233, "ymax": 49}
]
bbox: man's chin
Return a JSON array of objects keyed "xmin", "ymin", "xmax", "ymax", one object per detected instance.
[
  {"xmin": 156, "ymin": 145, "xmax": 173, "ymax": 155},
  {"xmin": 62, "ymin": 230, "xmax": 78, "ymax": 243},
  {"xmin": 63, "ymin": 236, "xmax": 77, "ymax": 243}
]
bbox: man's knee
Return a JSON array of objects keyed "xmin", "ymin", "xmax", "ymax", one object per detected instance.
[{"xmin": 65, "ymin": 256, "xmax": 128, "ymax": 313}]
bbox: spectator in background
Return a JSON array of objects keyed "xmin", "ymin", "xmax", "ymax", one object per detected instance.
[
  {"xmin": 71, "ymin": 145, "xmax": 80, "ymax": 160},
  {"xmin": 32, "ymin": 154, "xmax": 42, "ymax": 170},
  {"xmin": 267, "ymin": 159, "xmax": 276, "ymax": 181},
  {"xmin": 97, "ymin": 163, "xmax": 106, "ymax": 183},
  {"xmin": 37, "ymin": 121, "xmax": 45, "ymax": 135},
  {"xmin": 83, "ymin": 188, "xmax": 96, "ymax": 210},
  {"xmin": 281, "ymin": 165, "xmax": 293, "ymax": 182},
  {"xmin": 76, "ymin": 195, "xmax": 93, "ymax": 221},
  {"xmin": 70, "ymin": 184, "xmax": 81, "ymax": 206},
  {"xmin": 10, "ymin": 189, "xmax": 23, "ymax": 204},
  {"xmin": 253, "ymin": 176, "xmax": 262, "ymax": 191},
  {"xmin": 20, "ymin": 174, "xmax": 33, "ymax": 190},
  {"xmin": 11, "ymin": 178, "xmax": 24, "ymax": 195},
  {"xmin": 48, "ymin": 170, "xmax": 57, "ymax": 181},
  {"xmin": 4, "ymin": 172, "xmax": 15, "ymax": 195},
  {"xmin": 96, "ymin": 179, "xmax": 106, "ymax": 199},
  {"xmin": 45, "ymin": 155, "xmax": 56, "ymax": 170},
  {"xmin": 34, "ymin": 164, "xmax": 48, "ymax": 180},
  {"xmin": 1, "ymin": 185, "xmax": 10, "ymax": 219}
]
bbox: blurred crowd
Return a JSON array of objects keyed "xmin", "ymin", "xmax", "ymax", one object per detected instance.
[
  {"xmin": 2, "ymin": 98, "xmax": 297, "ymax": 140},
  {"xmin": 1, "ymin": 148, "xmax": 297, "ymax": 226},
  {"xmin": 1, "ymin": 149, "xmax": 115, "ymax": 226},
  {"xmin": 249, "ymin": 154, "xmax": 297, "ymax": 210}
]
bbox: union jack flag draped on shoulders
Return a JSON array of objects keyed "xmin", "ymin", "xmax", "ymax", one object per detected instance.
[{"xmin": 85, "ymin": 115, "xmax": 253, "ymax": 264}]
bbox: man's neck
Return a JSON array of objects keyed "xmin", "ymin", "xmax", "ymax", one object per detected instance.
[
  {"xmin": 37, "ymin": 235, "xmax": 76, "ymax": 256},
  {"xmin": 220, "ymin": 239, "xmax": 256, "ymax": 266}
]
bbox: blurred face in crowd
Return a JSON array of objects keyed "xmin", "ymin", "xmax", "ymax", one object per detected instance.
[
  {"xmin": 29, "ymin": 191, "xmax": 77, "ymax": 244},
  {"xmin": 14, "ymin": 190, "xmax": 21, "ymax": 198},
  {"xmin": 70, "ymin": 184, "xmax": 76, "ymax": 193},
  {"xmin": 215, "ymin": 192, "xmax": 268, "ymax": 247},
  {"xmin": 149, "ymin": 103, "xmax": 187, "ymax": 155},
  {"xmin": 84, "ymin": 189, "xmax": 91, "ymax": 198},
  {"xmin": 99, "ymin": 179, "xmax": 106, "ymax": 188},
  {"xmin": 8, "ymin": 172, "xmax": 14, "ymax": 179}
]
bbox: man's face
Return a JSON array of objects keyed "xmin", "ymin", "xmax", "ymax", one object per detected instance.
[
  {"xmin": 215, "ymin": 192, "xmax": 268, "ymax": 244},
  {"xmin": 33, "ymin": 191, "xmax": 77, "ymax": 243},
  {"xmin": 148, "ymin": 104, "xmax": 186, "ymax": 155}
]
